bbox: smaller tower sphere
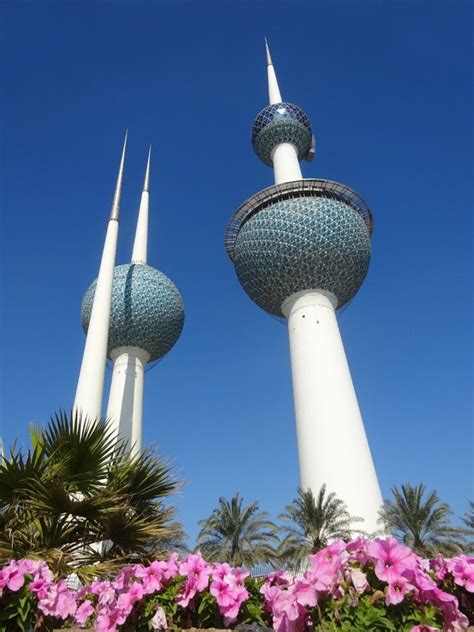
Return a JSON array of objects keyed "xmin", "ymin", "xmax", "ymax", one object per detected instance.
[
  {"xmin": 81, "ymin": 263, "xmax": 184, "ymax": 361},
  {"xmin": 251, "ymin": 102, "xmax": 312, "ymax": 166},
  {"xmin": 233, "ymin": 196, "xmax": 371, "ymax": 317}
]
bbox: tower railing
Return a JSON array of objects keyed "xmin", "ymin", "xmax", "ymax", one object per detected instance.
[{"xmin": 225, "ymin": 178, "xmax": 373, "ymax": 261}]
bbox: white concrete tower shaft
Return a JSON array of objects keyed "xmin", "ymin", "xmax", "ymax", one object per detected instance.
[
  {"xmin": 73, "ymin": 133, "xmax": 127, "ymax": 423},
  {"xmin": 106, "ymin": 148, "xmax": 152, "ymax": 454},
  {"xmin": 265, "ymin": 39, "xmax": 302, "ymax": 185},
  {"xmin": 281, "ymin": 291, "xmax": 383, "ymax": 533},
  {"xmin": 265, "ymin": 42, "xmax": 383, "ymax": 532}
]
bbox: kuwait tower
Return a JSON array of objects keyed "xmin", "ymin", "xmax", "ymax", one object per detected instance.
[
  {"xmin": 225, "ymin": 42, "xmax": 382, "ymax": 532},
  {"xmin": 80, "ymin": 147, "xmax": 185, "ymax": 453}
]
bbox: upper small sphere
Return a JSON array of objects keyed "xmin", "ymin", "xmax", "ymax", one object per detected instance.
[
  {"xmin": 81, "ymin": 263, "xmax": 184, "ymax": 361},
  {"xmin": 251, "ymin": 102, "xmax": 312, "ymax": 166},
  {"xmin": 233, "ymin": 196, "xmax": 371, "ymax": 317}
]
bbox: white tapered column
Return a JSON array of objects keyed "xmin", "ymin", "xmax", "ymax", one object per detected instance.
[
  {"xmin": 106, "ymin": 346, "xmax": 150, "ymax": 455},
  {"xmin": 282, "ymin": 290, "xmax": 383, "ymax": 534},
  {"xmin": 265, "ymin": 39, "xmax": 303, "ymax": 185},
  {"xmin": 272, "ymin": 143, "xmax": 302, "ymax": 184},
  {"xmin": 73, "ymin": 133, "xmax": 127, "ymax": 423},
  {"xmin": 131, "ymin": 146, "xmax": 151, "ymax": 265}
]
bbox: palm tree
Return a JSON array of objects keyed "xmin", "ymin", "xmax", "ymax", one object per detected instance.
[
  {"xmin": 462, "ymin": 501, "xmax": 474, "ymax": 530},
  {"xmin": 195, "ymin": 493, "xmax": 279, "ymax": 567},
  {"xmin": 278, "ymin": 485, "xmax": 360, "ymax": 570},
  {"xmin": 379, "ymin": 483, "xmax": 470, "ymax": 557},
  {"xmin": 461, "ymin": 501, "xmax": 474, "ymax": 554},
  {"xmin": 0, "ymin": 411, "xmax": 183, "ymax": 579}
]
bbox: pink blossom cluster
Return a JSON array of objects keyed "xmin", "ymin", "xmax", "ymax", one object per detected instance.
[
  {"xmin": 259, "ymin": 538, "xmax": 471, "ymax": 632},
  {"xmin": 0, "ymin": 539, "xmax": 473, "ymax": 631},
  {"xmin": 210, "ymin": 562, "xmax": 249, "ymax": 625}
]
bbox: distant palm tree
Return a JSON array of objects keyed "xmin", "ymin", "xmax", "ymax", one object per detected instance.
[
  {"xmin": 0, "ymin": 411, "xmax": 183, "ymax": 579},
  {"xmin": 462, "ymin": 501, "xmax": 474, "ymax": 530},
  {"xmin": 379, "ymin": 483, "xmax": 470, "ymax": 557},
  {"xmin": 278, "ymin": 485, "xmax": 360, "ymax": 570},
  {"xmin": 461, "ymin": 500, "xmax": 474, "ymax": 553},
  {"xmin": 195, "ymin": 493, "xmax": 279, "ymax": 567}
]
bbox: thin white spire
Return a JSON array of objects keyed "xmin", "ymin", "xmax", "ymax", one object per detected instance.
[
  {"xmin": 265, "ymin": 38, "xmax": 282, "ymax": 105},
  {"xmin": 73, "ymin": 132, "xmax": 127, "ymax": 423},
  {"xmin": 110, "ymin": 130, "xmax": 128, "ymax": 220},
  {"xmin": 143, "ymin": 145, "xmax": 151, "ymax": 193},
  {"xmin": 131, "ymin": 146, "xmax": 151, "ymax": 264}
]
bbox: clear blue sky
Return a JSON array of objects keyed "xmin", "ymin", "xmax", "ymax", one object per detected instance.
[{"xmin": 1, "ymin": 0, "xmax": 472, "ymax": 544}]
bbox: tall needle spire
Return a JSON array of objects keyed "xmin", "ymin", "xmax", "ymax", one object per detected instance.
[
  {"xmin": 132, "ymin": 146, "xmax": 151, "ymax": 264},
  {"xmin": 265, "ymin": 38, "xmax": 282, "ymax": 105},
  {"xmin": 110, "ymin": 130, "xmax": 127, "ymax": 220},
  {"xmin": 73, "ymin": 132, "xmax": 127, "ymax": 423}
]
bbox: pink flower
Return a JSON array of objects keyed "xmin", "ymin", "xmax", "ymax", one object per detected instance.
[
  {"xmin": 265, "ymin": 570, "xmax": 292, "ymax": 587},
  {"xmin": 95, "ymin": 607, "xmax": 127, "ymax": 632},
  {"xmin": 430, "ymin": 556, "xmax": 448, "ymax": 581},
  {"xmin": 36, "ymin": 579, "xmax": 77, "ymax": 620},
  {"xmin": 177, "ymin": 553, "xmax": 211, "ymax": 607},
  {"xmin": 90, "ymin": 581, "xmax": 116, "ymax": 607},
  {"xmin": 176, "ymin": 572, "xmax": 197, "ymax": 608},
  {"xmin": 420, "ymin": 587, "xmax": 468, "ymax": 631},
  {"xmin": 151, "ymin": 606, "xmax": 167, "ymax": 629},
  {"xmin": 346, "ymin": 537, "xmax": 369, "ymax": 566},
  {"xmin": 449, "ymin": 556, "xmax": 474, "ymax": 592},
  {"xmin": 347, "ymin": 567, "xmax": 369, "ymax": 594},
  {"xmin": 305, "ymin": 559, "xmax": 339, "ymax": 593},
  {"xmin": 211, "ymin": 562, "xmax": 232, "ymax": 580},
  {"xmin": 0, "ymin": 563, "xmax": 25, "ymax": 592},
  {"xmin": 75, "ymin": 600, "xmax": 94, "ymax": 625},
  {"xmin": 210, "ymin": 565, "xmax": 249, "ymax": 624},
  {"xmin": 367, "ymin": 538, "xmax": 416, "ymax": 583},
  {"xmin": 293, "ymin": 579, "xmax": 318, "ymax": 607},
  {"xmin": 112, "ymin": 565, "xmax": 138, "ymax": 591},
  {"xmin": 161, "ymin": 552, "xmax": 179, "ymax": 581},
  {"xmin": 409, "ymin": 626, "xmax": 440, "ymax": 631},
  {"xmin": 260, "ymin": 582, "xmax": 282, "ymax": 610},
  {"xmin": 55, "ymin": 588, "xmax": 77, "ymax": 619},
  {"xmin": 116, "ymin": 581, "xmax": 144, "ymax": 615},
  {"xmin": 135, "ymin": 561, "xmax": 165, "ymax": 594},
  {"xmin": 385, "ymin": 576, "xmax": 413, "ymax": 605},
  {"xmin": 309, "ymin": 540, "xmax": 347, "ymax": 569},
  {"xmin": 179, "ymin": 552, "xmax": 209, "ymax": 580},
  {"xmin": 270, "ymin": 589, "xmax": 306, "ymax": 632}
]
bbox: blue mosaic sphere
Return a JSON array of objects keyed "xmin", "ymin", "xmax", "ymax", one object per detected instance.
[
  {"xmin": 251, "ymin": 102, "xmax": 312, "ymax": 166},
  {"xmin": 233, "ymin": 196, "xmax": 371, "ymax": 316},
  {"xmin": 81, "ymin": 263, "xmax": 184, "ymax": 361}
]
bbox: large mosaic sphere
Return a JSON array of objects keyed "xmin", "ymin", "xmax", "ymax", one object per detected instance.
[
  {"xmin": 233, "ymin": 196, "xmax": 371, "ymax": 316},
  {"xmin": 251, "ymin": 102, "xmax": 312, "ymax": 166},
  {"xmin": 81, "ymin": 263, "xmax": 184, "ymax": 361}
]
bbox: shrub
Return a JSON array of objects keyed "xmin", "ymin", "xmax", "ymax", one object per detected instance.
[{"xmin": 0, "ymin": 538, "xmax": 472, "ymax": 631}]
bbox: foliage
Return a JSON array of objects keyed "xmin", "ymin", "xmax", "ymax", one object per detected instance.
[
  {"xmin": 0, "ymin": 411, "xmax": 183, "ymax": 579},
  {"xmin": 0, "ymin": 538, "xmax": 473, "ymax": 631},
  {"xmin": 380, "ymin": 484, "xmax": 470, "ymax": 557},
  {"xmin": 463, "ymin": 502, "xmax": 474, "ymax": 530},
  {"xmin": 278, "ymin": 485, "xmax": 361, "ymax": 570},
  {"xmin": 195, "ymin": 493, "xmax": 279, "ymax": 567}
]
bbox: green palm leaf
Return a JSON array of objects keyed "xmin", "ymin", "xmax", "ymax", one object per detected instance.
[
  {"xmin": 278, "ymin": 485, "xmax": 360, "ymax": 570},
  {"xmin": 196, "ymin": 492, "xmax": 279, "ymax": 567},
  {"xmin": 379, "ymin": 483, "xmax": 470, "ymax": 556}
]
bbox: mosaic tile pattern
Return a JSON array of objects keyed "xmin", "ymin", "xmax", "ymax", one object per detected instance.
[
  {"xmin": 233, "ymin": 196, "xmax": 371, "ymax": 316},
  {"xmin": 251, "ymin": 102, "xmax": 312, "ymax": 166},
  {"xmin": 81, "ymin": 263, "xmax": 184, "ymax": 361}
]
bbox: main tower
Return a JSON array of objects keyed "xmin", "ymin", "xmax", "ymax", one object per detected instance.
[{"xmin": 225, "ymin": 41, "xmax": 382, "ymax": 532}]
